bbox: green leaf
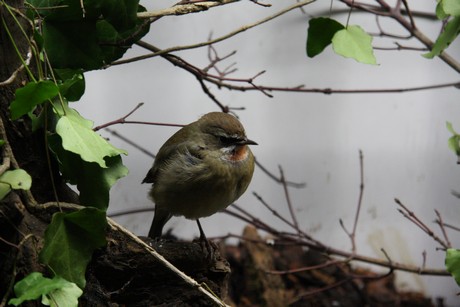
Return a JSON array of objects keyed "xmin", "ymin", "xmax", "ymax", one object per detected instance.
[
  {"xmin": 448, "ymin": 135, "xmax": 460, "ymax": 154},
  {"xmin": 55, "ymin": 103, "xmax": 127, "ymax": 168},
  {"xmin": 54, "ymin": 69, "xmax": 85, "ymax": 102},
  {"xmin": 0, "ymin": 169, "xmax": 32, "ymax": 200},
  {"xmin": 96, "ymin": 20, "xmax": 125, "ymax": 64},
  {"xmin": 447, "ymin": 122, "xmax": 460, "ymax": 162},
  {"xmin": 8, "ymin": 272, "xmax": 81, "ymax": 306},
  {"xmin": 49, "ymin": 134, "xmax": 129, "ymax": 210},
  {"xmin": 101, "ymin": 0, "xmax": 139, "ymax": 32},
  {"xmin": 41, "ymin": 279, "xmax": 82, "ymax": 307},
  {"xmin": 36, "ymin": 0, "xmax": 149, "ymax": 70},
  {"xmin": 443, "ymin": 0, "xmax": 460, "ymax": 16},
  {"xmin": 423, "ymin": 16, "xmax": 460, "ymax": 59},
  {"xmin": 436, "ymin": 0, "xmax": 448, "ymax": 19},
  {"xmin": 307, "ymin": 17, "xmax": 345, "ymax": 57},
  {"xmin": 43, "ymin": 20, "xmax": 103, "ymax": 70},
  {"xmin": 446, "ymin": 248, "xmax": 460, "ymax": 286},
  {"xmin": 0, "ymin": 169, "xmax": 32, "ymax": 189},
  {"xmin": 77, "ymin": 155, "xmax": 128, "ymax": 210},
  {"xmin": 28, "ymin": 0, "xmax": 102, "ymax": 21},
  {"xmin": 39, "ymin": 208, "xmax": 107, "ymax": 289},
  {"xmin": 10, "ymin": 81, "xmax": 59, "ymax": 119},
  {"xmin": 446, "ymin": 121, "xmax": 457, "ymax": 134},
  {"xmin": 332, "ymin": 25, "xmax": 377, "ymax": 65}
]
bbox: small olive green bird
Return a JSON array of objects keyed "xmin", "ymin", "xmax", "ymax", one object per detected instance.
[{"xmin": 143, "ymin": 112, "xmax": 257, "ymax": 239}]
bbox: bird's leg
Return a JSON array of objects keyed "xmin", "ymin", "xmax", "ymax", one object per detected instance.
[
  {"xmin": 196, "ymin": 219, "xmax": 215, "ymax": 259},
  {"xmin": 196, "ymin": 219, "xmax": 207, "ymax": 241}
]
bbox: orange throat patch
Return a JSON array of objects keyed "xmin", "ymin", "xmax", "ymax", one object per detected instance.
[{"xmin": 228, "ymin": 145, "xmax": 249, "ymax": 162}]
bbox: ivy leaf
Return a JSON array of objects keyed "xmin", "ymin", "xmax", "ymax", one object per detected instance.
[
  {"xmin": 49, "ymin": 134, "xmax": 128, "ymax": 210},
  {"xmin": 447, "ymin": 122, "xmax": 460, "ymax": 162},
  {"xmin": 41, "ymin": 279, "xmax": 82, "ymax": 307},
  {"xmin": 77, "ymin": 155, "xmax": 128, "ymax": 209},
  {"xmin": 43, "ymin": 20, "xmax": 103, "ymax": 70},
  {"xmin": 101, "ymin": 0, "xmax": 139, "ymax": 32},
  {"xmin": 0, "ymin": 169, "xmax": 32, "ymax": 200},
  {"xmin": 307, "ymin": 17, "xmax": 344, "ymax": 57},
  {"xmin": 38, "ymin": 0, "xmax": 148, "ymax": 70},
  {"xmin": 28, "ymin": 0, "xmax": 102, "ymax": 21},
  {"xmin": 446, "ymin": 248, "xmax": 460, "ymax": 286},
  {"xmin": 442, "ymin": 0, "xmax": 460, "ymax": 16},
  {"xmin": 55, "ymin": 103, "xmax": 127, "ymax": 168},
  {"xmin": 332, "ymin": 25, "xmax": 377, "ymax": 65},
  {"xmin": 423, "ymin": 16, "xmax": 460, "ymax": 59},
  {"xmin": 8, "ymin": 272, "xmax": 82, "ymax": 306},
  {"xmin": 10, "ymin": 81, "xmax": 59, "ymax": 119},
  {"xmin": 39, "ymin": 208, "xmax": 107, "ymax": 289},
  {"xmin": 436, "ymin": 1, "xmax": 448, "ymax": 19},
  {"xmin": 54, "ymin": 69, "xmax": 85, "ymax": 102}
]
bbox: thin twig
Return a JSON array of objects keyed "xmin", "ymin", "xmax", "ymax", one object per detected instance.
[
  {"xmin": 434, "ymin": 210, "xmax": 452, "ymax": 248},
  {"xmin": 266, "ymin": 259, "xmax": 342, "ymax": 275},
  {"xmin": 351, "ymin": 150, "xmax": 365, "ymax": 251},
  {"xmin": 252, "ymin": 192, "xmax": 317, "ymax": 243},
  {"xmin": 105, "ymin": 129, "xmax": 156, "ymax": 159},
  {"xmin": 255, "ymin": 158, "xmax": 306, "ymax": 188},
  {"xmin": 395, "ymin": 198, "xmax": 449, "ymax": 250},
  {"xmin": 93, "ymin": 103, "xmax": 144, "ymax": 131},
  {"xmin": 137, "ymin": 0, "xmax": 240, "ymax": 19},
  {"xmin": 222, "ymin": 204, "xmax": 448, "ymax": 276},
  {"xmin": 442, "ymin": 222, "xmax": 460, "ymax": 233},
  {"xmin": 278, "ymin": 166, "xmax": 300, "ymax": 236},
  {"xmin": 114, "ymin": 0, "xmax": 315, "ymax": 67},
  {"xmin": 340, "ymin": 150, "xmax": 365, "ymax": 253}
]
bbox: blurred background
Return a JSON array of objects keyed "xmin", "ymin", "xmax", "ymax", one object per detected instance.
[{"xmin": 74, "ymin": 1, "xmax": 460, "ymax": 304}]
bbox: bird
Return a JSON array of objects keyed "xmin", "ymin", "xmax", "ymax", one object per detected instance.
[{"xmin": 142, "ymin": 112, "xmax": 257, "ymax": 240}]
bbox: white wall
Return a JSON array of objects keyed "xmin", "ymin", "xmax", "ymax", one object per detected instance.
[{"xmin": 75, "ymin": 1, "xmax": 460, "ymax": 304}]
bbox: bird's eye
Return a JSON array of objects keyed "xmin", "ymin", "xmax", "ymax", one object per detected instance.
[{"xmin": 219, "ymin": 136, "xmax": 237, "ymax": 145}]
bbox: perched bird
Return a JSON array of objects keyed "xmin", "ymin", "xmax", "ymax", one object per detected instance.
[{"xmin": 143, "ymin": 112, "xmax": 257, "ymax": 239}]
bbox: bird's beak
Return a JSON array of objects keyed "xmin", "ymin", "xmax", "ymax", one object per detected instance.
[{"xmin": 239, "ymin": 138, "xmax": 258, "ymax": 146}]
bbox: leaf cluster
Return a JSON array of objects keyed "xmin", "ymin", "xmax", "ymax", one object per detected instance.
[
  {"xmin": 306, "ymin": 17, "xmax": 377, "ymax": 65},
  {"xmin": 424, "ymin": 0, "xmax": 460, "ymax": 58},
  {"xmin": 3, "ymin": 0, "xmax": 148, "ymax": 305}
]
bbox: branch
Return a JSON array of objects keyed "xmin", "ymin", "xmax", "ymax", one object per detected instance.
[
  {"xmin": 137, "ymin": 0, "xmax": 241, "ymax": 19},
  {"xmin": 113, "ymin": 0, "xmax": 314, "ymax": 67},
  {"xmin": 93, "ymin": 103, "xmax": 185, "ymax": 132},
  {"xmin": 395, "ymin": 198, "xmax": 449, "ymax": 250},
  {"xmin": 254, "ymin": 158, "xmax": 306, "ymax": 188}
]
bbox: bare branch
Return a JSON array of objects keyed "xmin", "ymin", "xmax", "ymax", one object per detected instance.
[
  {"xmin": 434, "ymin": 210, "xmax": 452, "ymax": 248},
  {"xmin": 113, "ymin": 0, "xmax": 315, "ymax": 67},
  {"xmin": 395, "ymin": 198, "xmax": 449, "ymax": 250},
  {"xmin": 137, "ymin": 0, "xmax": 240, "ymax": 19}
]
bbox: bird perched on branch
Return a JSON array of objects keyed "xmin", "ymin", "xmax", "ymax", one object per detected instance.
[{"xmin": 143, "ymin": 112, "xmax": 257, "ymax": 240}]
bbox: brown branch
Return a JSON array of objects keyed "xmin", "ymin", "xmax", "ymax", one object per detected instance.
[
  {"xmin": 434, "ymin": 210, "xmax": 452, "ymax": 248},
  {"xmin": 93, "ymin": 103, "xmax": 185, "ymax": 132},
  {"xmin": 222, "ymin": 205, "xmax": 448, "ymax": 276},
  {"xmin": 255, "ymin": 158, "xmax": 306, "ymax": 188},
  {"xmin": 442, "ymin": 222, "xmax": 460, "ymax": 233},
  {"xmin": 137, "ymin": 0, "xmax": 240, "ymax": 19},
  {"xmin": 278, "ymin": 166, "xmax": 300, "ymax": 236},
  {"xmin": 340, "ymin": 150, "xmax": 365, "ymax": 253},
  {"xmin": 395, "ymin": 198, "xmax": 449, "ymax": 250}
]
